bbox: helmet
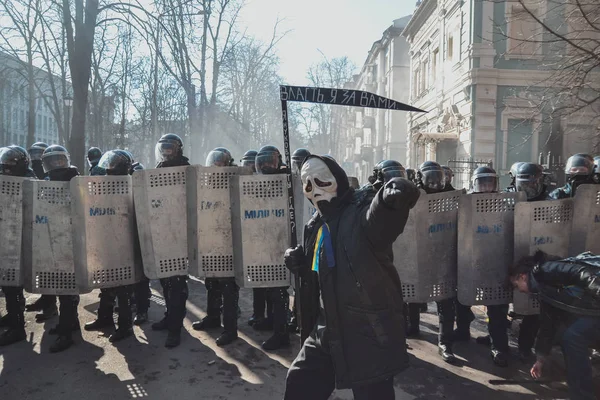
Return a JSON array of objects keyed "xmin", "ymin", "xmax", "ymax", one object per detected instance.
[
  {"xmin": 292, "ymin": 148, "xmax": 311, "ymax": 174},
  {"xmin": 441, "ymin": 165, "xmax": 454, "ymax": 186},
  {"xmin": 28, "ymin": 142, "xmax": 49, "ymax": 162},
  {"xmin": 515, "ymin": 162, "xmax": 544, "ymax": 200},
  {"xmin": 472, "ymin": 166, "xmax": 498, "ymax": 193},
  {"xmin": 98, "ymin": 149, "xmax": 133, "ymax": 176},
  {"xmin": 132, "ymin": 162, "xmax": 145, "ymax": 172},
  {"xmin": 241, "ymin": 150, "xmax": 257, "ymax": 172},
  {"xmin": 405, "ymin": 168, "xmax": 416, "ymax": 182},
  {"xmin": 565, "ymin": 153, "xmax": 594, "ymax": 180},
  {"xmin": 206, "ymin": 147, "xmax": 233, "ymax": 167},
  {"xmin": 42, "ymin": 145, "xmax": 70, "ymax": 173},
  {"xmin": 87, "ymin": 147, "xmax": 102, "ymax": 167},
  {"xmin": 156, "ymin": 133, "xmax": 183, "ymax": 163},
  {"xmin": 374, "ymin": 160, "xmax": 406, "ymax": 183},
  {"xmin": 593, "ymin": 156, "xmax": 600, "ymax": 183},
  {"xmin": 418, "ymin": 161, "xmax": 445, "ymax": 192},
  {"xmin": 0, "ymin": 145, "xmax": 31, "ymax": 176},
  {"xmin": 509, "ymin": 162, "xmax": 525, "ymax": 178},
  {"xmin": 255, "ymin": 145, "xmax": 282, "ymax": 175}
]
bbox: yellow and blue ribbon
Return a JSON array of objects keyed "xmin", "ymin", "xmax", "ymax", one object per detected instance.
[{"xmin": 311, "ymin": 223, "xmax": 335, "ymax": 272}]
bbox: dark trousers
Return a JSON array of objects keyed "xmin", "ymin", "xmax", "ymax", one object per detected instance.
[
  {"xmin": 41, "ymin": 294, "xmax": 57, "ymax": 309},
  {"xmin": 487, "ymin": 304, "xmax": 510, "ymax": 352},
  {"xmin": 560, "ymin": 317, "xmax": 600, "ymax": 400},
  {"xmin": 518, "ymin": 314, "xmax": 540, "ymax": 351},
  {"xmin": 437, "ymin": 298, "xmax": 455, "ymax": 346},
  {"xmin": 2, "ymin": 286, "xmax": 25, "ymax": 329},
  {"xmin": 455, "ymin": 299, "xmax": 474, "ymax": 332},
  {"xmin": 134, "ymin": 278, "xmax": 151, "ymax": 314},
  {"xmin": 159, "ymin": 276, "xmax": 188, "ymax": 334},
  {"xmin": 252, "ymin": 288, "xmax": 273, "ymax": 319},
  {"xmin": 205, "ymin": 277, "xmax": 239, "ymax": 333},
  {"xmin": 285, "ymin": 331, "xmax": 395, "ymax": 400},
  {"xmin": 98, "ymin": 286, "xmax": 133, "ymax": 329},
  {"xmin": 57, "ymin": 295, "xmax": 80, "ymax": 337},
  {"xmin": 404, "ymin": 303, "xmax": 421, "ymax": 332},
  {"xmin": 267, "ymin": 286, "xmax": 289, "ymax": 335}
]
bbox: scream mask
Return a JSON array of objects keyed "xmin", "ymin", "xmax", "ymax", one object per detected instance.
[{"xmin": 301, "ymin": 157, "xmax": 338, "ymax": 215}]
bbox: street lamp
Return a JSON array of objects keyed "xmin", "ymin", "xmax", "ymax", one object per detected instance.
[{"xmin": 63, "ymin": 96, "xmax": 73, "ymax": 108}]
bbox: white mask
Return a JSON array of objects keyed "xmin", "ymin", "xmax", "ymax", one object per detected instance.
[{"xmin": 301, "ymin": 158, "xmax": 338, "ymax": 215}]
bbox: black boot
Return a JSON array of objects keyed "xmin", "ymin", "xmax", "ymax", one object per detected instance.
[
  {"xmin": 152, "ymin": 315, "xmax": 169, "ymax": 331},
  {"xmin": 438, "ymin": 344, "xmax": 457, "ymax": 364},
  {"xmin": 476, "ymin": 335, "xmax": 492, "ymax": 346},
  {"xmin": 25, "ymin": 296, "xmax": 46, "ymax": 312},
  {"xmin": 36, "ymin": 303, "xmax": 58, "ymax": 321},
  {"xmin": 49, "ymin": 321, "xmax": 80, "ymax": 335},
  {"xmin": 50, "ymin": 335, "xmax": 74, "ymax": 353},
  {"xmin": 216, "ymin": 331, "xmax": 238, "ymax": 347},
  {"xmin": 192, "ymin": 316, "xmax": 221, "ymax": 331},
  {"xmin": 491, "ymin": 349, "xmax": 508, "ymax": 367},
  {"xmin": 0, "ymin": 314, "xmax": 10, "ymax": 328},
  {"xmin": 0, "ymin": 328, "xmax": 26, "ymax": 346},
  {"xmin": 134, "ymin": 312, "xmax": 148, "ymax": 325},
  {"xmin": 253, "ymin": 317, "xmax": 273, "ymax": 331},
  {"xmin": 453, "ymin": 328, "xmax": 471, "ymax": 342},
  {"xmin": 262, "ymin": 333, "xmax": 290, "ymax": 350},
  {"xmin": 165, "ymin": 331, "xmax": 181, "ymax": 348},
  {"xmin": 248, "ymin": 315, "xmax": 261, "ymax": 326},
  {"xmin": 84, "ymin": 317, "xmax": 115, "ymax": 332},
  {"xmin": 109, "ymin": 327, "xmax": 133, "ymax": 343}
]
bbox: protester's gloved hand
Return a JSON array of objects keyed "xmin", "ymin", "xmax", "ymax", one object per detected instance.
[
  {"xmin": 382, "ymin": 178, "xmax": 420, "ymax": 209},
  {"xmin": 284, "ymin": 245, "xmax": 306, "ymax": 274}
]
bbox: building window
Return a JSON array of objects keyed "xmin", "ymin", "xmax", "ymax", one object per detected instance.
[
  {"xmin": 413, "ymin": 68, "xmax": 420, "ymax": 98},
  {"xmin": 507, "ymin": 5, "xmax": 540, "ymax": 56},
  {"xmin": 447, "ymin": 35, "xmax": 454, "ymax": 60},
  {"xmin": 432, "ymin": 48, "xmax": 439, "ymax": 83},
  {"xmin": 422, "ymin": 59, "xmax": 429, "ymax": 92}
]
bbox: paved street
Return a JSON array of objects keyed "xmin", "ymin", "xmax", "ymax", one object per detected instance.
[{"xmin": 0, "ymin": 278, "xmax": 590, "ymax": 399}]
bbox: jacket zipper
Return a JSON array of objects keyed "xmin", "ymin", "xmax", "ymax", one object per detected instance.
[{"xmin": 343, "ymin": 245, "xmax": 362, "ymax": 291}]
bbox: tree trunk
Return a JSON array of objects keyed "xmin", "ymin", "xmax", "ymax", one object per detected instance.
[{"xmin": 27, "ymin": 51, "xmax": 36, "ymax": 147}]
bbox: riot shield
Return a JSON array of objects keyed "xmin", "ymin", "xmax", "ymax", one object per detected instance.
[
  {"xmin": 513, "ymin": 198, "xmax": 574, "ymax": 315},
  {"xmin": 71, "ymin": 176, "xmax": 143, "ymax": 291},
  {"xmin": 570, "ymin": 184, "xmax": 600, "ymax": 255},
  {"xmin": 231, "ymin": 174, "xmax": 291, "ymax": 288},
  {"xmin": 22, "ymin": 180, "xmax": 80, "ymax": 295},
  {"xmin": 187, "ymin": 166, "xmax": 251, "ymax": 278},
  {"xmin": 132, "ymin": 166, "xmax": 188, "ymax": 280},
  {"xmin": 457, "ymin": 192, "xmax": 526, "ymax": 306},
  {"xmin": 393, "ymin": 190, "xmax": 462, "ymax": 303},
  {"xmin": 0, "ymin": 176, "xmax": 29, "ymax": 287}
]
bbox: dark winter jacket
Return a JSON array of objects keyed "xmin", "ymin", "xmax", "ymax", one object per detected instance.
[
  {"xmin": 156, "ymin": 155, "xmax": 190, "ymax": 169},
  {"xmin": 90, "ymin": 164, "xmax": 106, "ymax": 176},
  {"xmin": 531, "ymin": 252, "xmax": 600, "ymax": 356},
  {"xmin": 31, "ymin": 160, "xmax": 46, "ymax": 180},
  {"xmin": 298, "ymin": 155, "xmax": 420, "ymax": 389},
  {"xmin": 548, "ymin": 181, "xmax": 596, "ymax": 199},
  {"xmin": 25, "ymin": 169, "xmax": 37, "ymax": 179},
  {"xmin": 47, "ymin": 167, "xmax": 79, "ymax": 182}
]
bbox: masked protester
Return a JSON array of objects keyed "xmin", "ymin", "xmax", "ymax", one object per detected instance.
[
  {"xmin": 87, "ymin": 147, "xmax": 103, "ymax": 176},
  {"xmin": 509, "ymin": 251, "xmax": 600, "ymax": 400},
  {"xmin": 40, "ymin": 145, "xmax": 81, "ymax": 352},
  {"xmin": 549, "ymin": 153, "xmax": 595, "ymax": 199},
  {"xmin": 84, "ymin": 150, "xmax": 135, "ymax": 343},
  {"xmin": 283, "ymin": 154, "xmax": 419, "ymax": 399},
  {"xmin": 0, "ymin": 146, "xmax": 36, "ymax": 346},
  {"xmin": 441, "ymin": 165, "xmax": 455, "ymax": 191},
  {"xmin": 191, "ymin": 148, "xmax": 240, "ymax": 347},
  {"xmin": 150, "ymin": 134, "xmax": 189, "ymax": 348}
]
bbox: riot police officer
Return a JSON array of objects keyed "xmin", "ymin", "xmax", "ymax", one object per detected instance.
[
  {"xmin": 549, "ymin": 153, "xmax": 595, "ymax": 199},
  {"xmin": 405, "ymin": 168, "xmax": 416, "ymax": 184},
  {"xmin": 291, "ymin": 148, "xmax": 311, "ymax": 175},
  {"xmin": 28, "ymin": 142, "xmax": 48, "ymax": 179},
  {"xmin": 505, "ymin": 162, "xmax": 525, "ymax": 192},
  {"xmin": 593, "ymin": 156, "xmax": 600, "ymax": 184},
  {"xmin": 42, "ymin": 145, "xmax": 81, "ymax": 352},
  {"xmin": 241, "ymin": 150, "xmax": 257, "ymax": 172},
  {"xmin": 252, "ymin": 145, "xmax": 290, "ymax": 350},
  {"xmin": 150, "ymin": 134, "xmax": 189, "ymax": 348},
  {"xmin": 0, "ymin": 146, "xmax": 36, "ymax": 346},
  {"xmin": 84, "ymin": 150, "xmax": 135, "ymax": 343},
  {"xmin": 87, "ymin": 147, "xmax": 103, "ymax": 176},
  {"xmin": 191, "ymin": 148, "xmax": 240, "ymax": 347},
  {"xmin": 441, "ymin": 165, "xmax": 455, "ymax": 191}
]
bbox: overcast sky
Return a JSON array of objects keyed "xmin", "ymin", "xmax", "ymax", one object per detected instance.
[{"xmin": 238, "ymin": 0, "xmax": 415, "ymax": 84}]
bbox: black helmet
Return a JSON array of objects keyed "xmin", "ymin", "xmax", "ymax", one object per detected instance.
[
  {"xmin": 156, "ymin": 133, "xmax": 183, "ymax": 162},
  {"xmin": 0, "ymin": 145, "xmax": 31, "ymax": 176},
  {"xmin": 241, "ymin": 150, "xmax": 257, "ymax": 172},
  {"xmin": 206, "ymin": 147, "xmax": 233, "ymax": 167},
  {"xmin": 98, "ymin": 149, "xmax": 133, "ymax": 176},
  {"xmin": 374, "ymin": 160, "xmax": 406, "ymax": 183},
  {"xmin": 255, "ymin": 145, "xmax": 282, "ymax": 175},
  {"xmin": 292, "ymin": 148, "xmax": 311, "ymax": 174},
  {"xmin": 515, "ymin": 162, "xmax": 544, "ymax": 200},
  {"xmin": 42, "ymin": 145, "xmax": 70, "ymax": 173},
  {"xmin": 565, "ymin": 153, "xmax": 594, "ymax": 180},
  {"xmin": 509, "ymin": 162, "xmax": 525, "ymax": 179},
  {"xmin": 441, "ymin": 165, "xmax": 454, "ymax": 186},
  {"xmin": 418, "ymin": 161, "xmax": 445, "ymax": 192},
  {"xmin": 472, "ymin": 166, "xmax": 498, "ymax": 193},
  {"xmin": 132, "ymin": 162, "xmax": 145, "ymax": 171},
  {"xmin": 87, "ymin": 147, "xmax": 102, "ymax": 167},
  {"xmin": 405, "ymin": 168, "xmax": 416, "ymax": 182},
  {"xmin": 28, "ymin": 142, "xmax": 49, "ymax": 162}
]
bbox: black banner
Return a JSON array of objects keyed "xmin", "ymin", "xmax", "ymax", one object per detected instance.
[{"xmin": 280, "ymin": 85, "xmax": 426, "ymax": 112}]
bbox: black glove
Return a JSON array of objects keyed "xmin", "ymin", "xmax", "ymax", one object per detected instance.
[
  {"xmin": 382, "ymin": 178, "xmax": 420, "ymax": 209},
  {"xmin": 284, "ymin": 245, "xmax": 306, "ymax": 274}
]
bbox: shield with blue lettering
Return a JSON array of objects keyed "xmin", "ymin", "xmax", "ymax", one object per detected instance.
[
  {"xmin": 457, "ymin": 192, "xmax": 525, "ymax": 306},
  {"xmin": 71, "ymin": 175, "xmax": 142, "ymax": 290},
  {"xmin": 187, "ymin": 166, "xmax": 251, "ymax": 278},
  {"xmin": 570, "ymin": 184, "xmax": 600, "ymax": 255},
  {"xmin": 0, "ymin": 175, "xmax": 30, "ymax": 287},
  {"xmin": 513, "ymin": 198, "xmax": 574, "ymax": 315},
  {"xmin": 133, "ymin": 166, "xmax": 189, "ymax": 279},
  {"xmin": 393, "ymin": 190, "xmax": 463, "ymax": 302},
  {"xmin": 22, "ymin": 180, "xmax": 80, "ymax": 295},
  {"xmin": 230, "ymin": 174, "xmax": 291, "ymax": 288}
]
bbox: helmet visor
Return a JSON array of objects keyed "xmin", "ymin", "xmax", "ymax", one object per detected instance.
[
  {"xmin": 382, "ymin": 166, "xmax": 407, "ymax": 181},
  {"xmin": 241, "ymin": 159, "xmax": 256, "ymax": 172},
  {"xmin": 473, "ymin": 174, "xmax": 498, "ymax": 193},
  {"xmin": 29, "ymin": 147, "xmax": 45, "ymax": 161},
  {"xmin": 42, "ymin": 152, "xmax": 70, "ymax": 173},
  {"xmin": 515, "ymin": 178, "xmax": 542, "ymax": 199},
  {"xmin": 155, "ymin": 141, "xmax": 179, "ymax": 163},
  {"xmin": 256, "ymin": 153, "xmax": 280, "ymax": 175},
  {"xmin": 421, "ymin": 169, "xmax": 445, "ymax": 191},
  {"xmin": 206, "ymin": 150, "xmax": 231, "ymax": 167},
  {"xmin": 99, "ymin": 152, "xmax": 130, "ymax": 175}
]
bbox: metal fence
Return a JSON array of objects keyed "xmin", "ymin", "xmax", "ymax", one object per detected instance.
[{"xmin": 447, "ymin": 159, "xmax": 493, "ymax": 190}]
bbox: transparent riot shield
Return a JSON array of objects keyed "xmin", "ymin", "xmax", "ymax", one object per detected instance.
[
  {"xmin": 393, "ymin": 190, "xmax": 462, "ymax": 303},
  {"xmin": 71, "ymin": 176, "xmax": 143, "ymax": 291},
  {"xmin": 187, "ymin": 166, "xmax": 250, "ymax": 279},
  {"xmin": 0, "ymin": 176, "xmax": 29, "ymax": 287},
  {"xmin": 231, "ymin": 174, "xmax": 291, "ymax": 288},
  {"xmin": 457, "ymin": 192, "xmax": 526, "ymax": 306},
  {"xmin": 570, "ymin": 184, "xmax": 600, "ymax": 255},
  {"xmin": 132, "ymin": 167, "xmax": 188, "ymax": 280},
  {"xmin": 22, "ymin": 180, "xmax": 80, "ymax": 295},
  {"xmin": 513, "ymin": 198, "xmax": 574, "ymax": 315}
]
